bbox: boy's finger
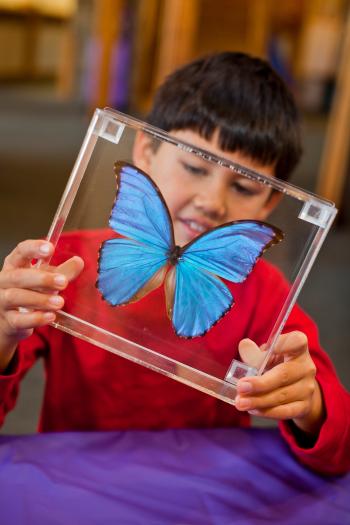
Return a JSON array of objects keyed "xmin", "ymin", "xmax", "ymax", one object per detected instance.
[
  {"xmin": 236, "ymin": 374, "xmax": 313, "ymax": 412},
  {"xmin": 6, "ymin": 310, "xmax": 56, "ymax": 333},
  {"xmin": 3, "ymin": 240, "xmax": 53, "ymax": 270},
  {"xmin": 0, "ymin": 268, "xmax": 67, "ymax": 292},
  {"xmin": 237, "ymin": 355, "xmax": 315, "ymax": 396},
  {"xmin": 247, "ymin": 400, "xmax": 308, "ymax": 421},
  {"xmin": 0, "ymin": 288, "xmax": 64, "ymax": 311}
]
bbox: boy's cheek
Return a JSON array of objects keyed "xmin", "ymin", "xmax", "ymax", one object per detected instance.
[{"xmin": 256, "ymin": 191, "xmax": 283, "ymax": 221}]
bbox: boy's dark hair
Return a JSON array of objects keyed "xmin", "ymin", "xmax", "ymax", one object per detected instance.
[{"xmin": 147, "ymin": 52, "xmax": 302, "ymax": 180}]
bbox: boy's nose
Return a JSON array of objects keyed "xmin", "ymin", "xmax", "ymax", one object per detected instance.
[{"xmin": 193, "ymin": 185, "xmax": 227, "ymax": 220}]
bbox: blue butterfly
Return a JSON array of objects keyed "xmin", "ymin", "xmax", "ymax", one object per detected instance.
[{"xmin": 96, "ymin": 162, "xmax": 283, "ymax": 338}]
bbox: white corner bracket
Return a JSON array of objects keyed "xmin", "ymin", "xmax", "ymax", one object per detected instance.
[
  {"xmin": 298, "ymin": 200, "xmax": 337, "ymax": 228},
  {"xmin": 98, "ymin": 116, "xmax": 125, "ymax": 144}
]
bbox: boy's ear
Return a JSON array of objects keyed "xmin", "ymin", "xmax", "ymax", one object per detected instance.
[
  {"xmin": 132, "ymin": 131, "xmax": 155, "ymax": 171},
  {"xmin": 257, "ymin": 191, "xmax": 283, "ymax": 220}
]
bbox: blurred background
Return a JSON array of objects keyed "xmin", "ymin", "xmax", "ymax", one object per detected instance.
[{"xmin": 0, "ymin": 0, "xmax": 349, "ymax": 433}]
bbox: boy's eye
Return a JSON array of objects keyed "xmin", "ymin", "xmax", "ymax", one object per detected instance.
[
  {"xmin": 181, "ymin": 161, "xmax": 208, "ymax": 176},
  {"xmin": 231, "ymin": 181, "xmax": 259, "ymax": 197}
]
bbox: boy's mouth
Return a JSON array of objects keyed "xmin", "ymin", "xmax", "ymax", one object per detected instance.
[
  {"xmin": 178, "ymin": 217, "xmax": 215, "ymax": 241},
  {"xmin": 183, "ymin": 219, "xmax": 206, "ymax": 233}
]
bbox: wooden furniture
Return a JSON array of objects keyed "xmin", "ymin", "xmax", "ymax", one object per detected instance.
[
  {"xmin": 90, "ymin": 0, "xmax": 276, "ymax": 114},
  {"xmin": 0, "ymin": 1, "xmax": 77, "ymax": 93},
  {"xmin": 316, "ymin": 9, "xmax": 350, "ymax": 207}
]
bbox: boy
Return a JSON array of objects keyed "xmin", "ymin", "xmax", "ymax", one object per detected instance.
[{"xmin": 0, "ymin": 52, "xmax": 349, "ymax": 475}]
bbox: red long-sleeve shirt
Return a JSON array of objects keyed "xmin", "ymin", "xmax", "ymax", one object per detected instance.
[{"xmin": 0, "ymin": 230, "xmax": 349, "ymax": 475}]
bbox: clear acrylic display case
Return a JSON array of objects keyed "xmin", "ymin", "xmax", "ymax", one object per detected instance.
[{"xmin": 45, "ymin": 108, "xmax": 337, "ymax": 404}]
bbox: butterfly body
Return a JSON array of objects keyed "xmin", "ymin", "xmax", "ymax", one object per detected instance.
[
  {"xmin": 96, "ymin": 162, "xmax": 283, "ymax": 338},
  {"xmin": 168, "ymin": 245, "xmax": 182, "ymax": 266}
]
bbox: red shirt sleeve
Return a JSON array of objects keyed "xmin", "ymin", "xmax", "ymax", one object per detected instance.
[
  {"xmin": 0, "ymin": 330, "xmax": 47, "ymax": 427},
  {"xmin": 279, "ymin": 304, "xmax": 350, "ymax": 475},
  {"xmin": 249, "ymin": 262, "xmax": 350, "ymax": 475}
]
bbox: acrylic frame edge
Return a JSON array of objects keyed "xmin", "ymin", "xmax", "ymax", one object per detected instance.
[
  {"xmin": 257, "ymin": 206, "xmax": 337, "ymax": 375},
  {"xmin": 46, "ymin": 109, "xmax": 103, "ymax": 247},
  {"xmin": 102, "ymin": 107, "xmax": 336, "ymax": 213},
  {"xmin": 42, "ymin": 107, "xmax": 338, "ymax": 403},
  {"xmin": 52, "ymin": 311, "xmax": 238, "ymax": 405}
]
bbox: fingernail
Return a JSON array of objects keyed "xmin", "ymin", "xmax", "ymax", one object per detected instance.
[
  {"xmin": 237, "ymin": 381, "xmax": 253, "ymax": 393},
  {"xmin": 49, "ymin": 296, "xmax": 63, "ymax": 306},
  {"xmin": 39, "ymin": 243, "xmax": 51, "ymax": 255},
  {"xmin": 236, "ymin": 396, "xmax": 251, "ymax": 410},
  {"xmin": 43, "ymin": 312, "xmax": 55, "ymax": 322},
  {"xmin": 54, "ymin": 274, "xmax": 66, "ymax": 286}
]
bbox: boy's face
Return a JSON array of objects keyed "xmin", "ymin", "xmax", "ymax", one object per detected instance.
[{"xmin": 133, "ymin": 130, "xmax": 280, "ymax": 247}]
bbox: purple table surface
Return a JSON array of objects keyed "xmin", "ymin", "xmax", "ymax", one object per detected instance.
[{"xmin": 0, "ymin": 427, "xmax": 349, "ymax": 525}]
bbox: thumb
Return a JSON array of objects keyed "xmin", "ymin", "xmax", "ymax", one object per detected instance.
[
  {"xmin": 55, "ymin": 256, "xmax": 84, "ymax": 282},
  {"xmin": 273, "ymin": 331, "xmax": 308, "ymax": 361},
  {"xmin": 238, "ymin": 338, "xmax": 266, "ymax": 369},
  {"xmin": 239, "ymin": 338, "xmax": 282, "ymax": 371}
]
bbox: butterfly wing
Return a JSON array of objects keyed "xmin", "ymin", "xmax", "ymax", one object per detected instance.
[
  {"xmin": 166, "ymin": 220, "xmax": 283, "ymax": 337},
  {"xmin": 180, "ymin": 220, "xmax": 283, "ymax": 282},
  {"xmin": 110, "ymin": 162, "xmax": 174, "ymax": 250},
  {"xmin": 97, "ymin": 162, "xmax": 174, "ymax": 305},
  {"xmin": 97, "ymin": 238, "xmax": 168, "ymax": 305},
  {"xmin": 165, "ymin": 264, "xmax": 233, "ymax": 338}
]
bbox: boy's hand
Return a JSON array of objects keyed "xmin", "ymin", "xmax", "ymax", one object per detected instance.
[
  {"xmin": 0, "ymin": 240, "xmax": 84, "ymax": 369},
  {"xmin": 236, "ymin": 332, "xmax": 325, "ymax": 438}
]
